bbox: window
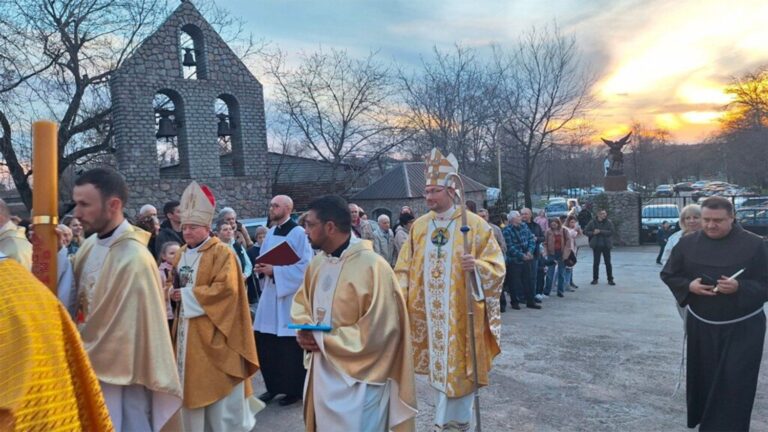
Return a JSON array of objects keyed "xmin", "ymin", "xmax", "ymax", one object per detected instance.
[
  {"xmin": 153, "ymin": 89, "xmax": 186, "ymax": 176},
  {"xmin": 180, "ymin": 24, "xmax": 206, "ymax": 80},
  {"xmin": 215, "ymin": 94, "xmax": 244, "ymax": 176}
]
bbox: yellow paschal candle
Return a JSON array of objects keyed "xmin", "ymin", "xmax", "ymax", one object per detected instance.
[{"xmin": 31, "ymin": 120, "xmax": 58, "ymax": 293}]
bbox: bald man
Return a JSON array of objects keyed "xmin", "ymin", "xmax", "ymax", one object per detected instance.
[
  {"xmin": 253, "ymin": 195, "xmax": 314, "ymax": 406},
  {"xmin": 0, "ymin": 198, "xmax": 32, "ymax": 270}
]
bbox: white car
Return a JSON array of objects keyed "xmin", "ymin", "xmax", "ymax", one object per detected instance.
[{"xmin": 641, "ymin": 204, "xmax": 680, "ymax": 242}]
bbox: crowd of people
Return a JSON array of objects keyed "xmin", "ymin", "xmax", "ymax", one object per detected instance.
[{"xmin": 2, "ymin": 148, "xmax": 762, "ymax": 431}]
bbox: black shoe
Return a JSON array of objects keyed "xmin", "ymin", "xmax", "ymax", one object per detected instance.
[
  {"xmin": 656, "ymin": 261, "xmax": 662, "ymax": 265},
  {"xmin": 608, "ymin": 280, "xmax": 616, "ymax": 286},
  {"xmin": 258, "ymin": 391, "xmax": 277, "ymax": 403},
  {"xmin": 278, "ymin": 395, "xmax": 301, "ymax": 406},
  {"xmin": 571, "ymin": 283, "xmax": 579, "ymax": 289},
  {"xmin": 526, "ymin": 303, "xmax": 542, "ymax": 309},
  {"xmin": 500, "ymin": 305, "xmax": 506, "ymax": 313},
  {"xmin": 510, "ymin": 303, "xmax": 521, "ymax": 310},
  {"xmin": 590, "ymin": 280, "xmax": 598, "ymax": 285},
  {"xmin": 557, "ymin": 292, "xmax": 564, "ymax": 297}
]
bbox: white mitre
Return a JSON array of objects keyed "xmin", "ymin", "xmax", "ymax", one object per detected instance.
[{"xmin": 180, "ymin": 181, "xmax": 216, "ymax": 226}]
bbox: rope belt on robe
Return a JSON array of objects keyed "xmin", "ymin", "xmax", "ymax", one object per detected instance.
[{"xmin": 672, "ymin": 306, "xmax": 765, "ymax": 397}]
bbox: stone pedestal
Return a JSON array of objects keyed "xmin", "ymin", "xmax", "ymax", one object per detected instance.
[
  {"xmin": 592, "ymin": 191, "xmax": 640, "ymax": 246},
  {"xmin": 604, "ymin": 175, "xmax": 628, "ymax": 192}
]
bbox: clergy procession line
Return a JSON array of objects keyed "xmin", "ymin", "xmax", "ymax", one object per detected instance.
[{"xmin": 1, "ymin": 148, "xmax": 767, "ymax": 432}]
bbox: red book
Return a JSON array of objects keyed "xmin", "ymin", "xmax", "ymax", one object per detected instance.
[{"xmin": 255, "ymin": 241, "xmax": 300, "ymax": 266}]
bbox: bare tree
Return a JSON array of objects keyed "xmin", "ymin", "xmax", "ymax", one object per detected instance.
[
  {"xmin": 265, "ymin": 47, "xmax": 409, "ymax": 193},
  {"xmin": 494, "ymin": 25, "xmax": 595, "ymax": 208},
  {"xmin": 715, "ymin": 66, "xmax": 768, "ymax": 188},
  {"xmin": 398, "ymin": 45, "xmax": 501, "ymax": 179},
  {"xmin": 0, "ymin": 0, "xmax": 262, "ymax": 210}
]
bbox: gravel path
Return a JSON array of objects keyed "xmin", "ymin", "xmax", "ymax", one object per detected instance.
[{"xmin": 251, "ymin": 246, "xmax": 768, "ymax": 431}]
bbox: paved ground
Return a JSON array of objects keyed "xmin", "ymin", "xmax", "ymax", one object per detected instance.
[{"xmin": 251, "ymin": 246, "xmax": 768, "ymax": 431}]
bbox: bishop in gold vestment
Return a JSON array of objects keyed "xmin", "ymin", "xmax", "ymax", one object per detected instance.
[
  {"xmin": 0, "ymin": 253, "xmax": 113, "ymax": 431},
  {"xmin": 394, "ymin": 149, "xmax": 505, "ymax": 431},
  {"xmin": 172, "ymin": 181, "xmax": 262, "ymax": 431}
]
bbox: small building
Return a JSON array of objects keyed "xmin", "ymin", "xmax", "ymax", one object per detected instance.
[
  {"xmin": 110, "ymin": 1, "xmax": 269, "ymax": 217},
  {"xmin": 350, "ymin": 162, "xmax": 488, "ymax": 220},
  {"xmin": 268, "ymin": 152, "xmax": 354, "ymax": 211}
]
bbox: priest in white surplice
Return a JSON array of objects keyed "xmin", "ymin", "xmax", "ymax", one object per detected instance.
[
  {"xmin": 292, "ymin": 195, "xmax": 417, "ymax": 432},
  {"xmin": 61, "ymin": 168, "xmax": 182, "ymax": 431},
  {"xmin": 253, "ymin": 195, "xmax": 314, "ymax": 406},
  {"xmin": 171, "ymin": 181, "xmax": 262, "ymax": 431}
]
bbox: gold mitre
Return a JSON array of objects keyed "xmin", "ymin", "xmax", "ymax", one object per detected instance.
[
  {"xmin": 425, "ymin": 148, "xmax": 459, "ymax": 188},
  {"xmin": 180, "ymin": 181, "xmax": 216, "ymax": 226}
]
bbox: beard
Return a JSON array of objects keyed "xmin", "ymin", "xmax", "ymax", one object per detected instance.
[{"xmin": 82, "ymin": 211, "xmax": 111, "ymax": 237}]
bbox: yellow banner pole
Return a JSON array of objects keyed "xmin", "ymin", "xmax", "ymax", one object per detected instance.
[{"xmin": 31, "ymin": 120, "xmax": 59, "ymax": 293}]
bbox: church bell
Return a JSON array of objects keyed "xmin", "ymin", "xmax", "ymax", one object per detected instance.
[
  {"xmin": 156, "ymin": 110, "xmax": 178, "ymax": 139},
  {"xmin": 217, "ymin": 113, "xmax": 233, "ymax": 138},
  {"xmin": 182, "ymin": 48, "xmax": 196, "ymax": 67}
]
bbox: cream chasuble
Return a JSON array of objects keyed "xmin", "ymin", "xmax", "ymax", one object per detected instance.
[
  {"xmin": 73, "ymin": 220, "xmax": 182, "ymax": 432},
  {"xmin": 176, "ymin": 237, "xmax": 263, "ymax": 432},
  {"xmin": 292, "ymin": 238, "xmax": 417, "ymax": 432},
  {"xmin": 310, "ymin": 238, "xmax": 390, "ymax": 431}
]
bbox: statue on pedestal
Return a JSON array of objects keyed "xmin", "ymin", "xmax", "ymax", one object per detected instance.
[
  {"xmin": 600, "ymin": 132, "xmax": 631, "ymax": 191},
  {"xmin": 601, "ymin": 132, "xmax": 631, "ymax": 176}
]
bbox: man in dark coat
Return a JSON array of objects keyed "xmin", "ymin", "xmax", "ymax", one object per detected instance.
[
  {"xmin": 584, "ymin": 209, "xmax": 615, "ymax": 285},
  {"xmin": 155, "ymin": 200, "xmax": 184, "ymax": 258},
  {"xmin": 661, "ymin": 196, "xmax": 768, "ymax": 431}
]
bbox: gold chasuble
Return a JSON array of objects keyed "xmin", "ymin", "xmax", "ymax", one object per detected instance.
[
  {"xmin": 394, "ymin": 207, "xmax": 505, "ymax": 398},
  {"xmin": 292, "ymin": 240, "xmax": 417, "ymax": 432},
  {"xmin": 0, "ymin": 222, "xmax": 32, "ymax": 270},
  {"xmin": 72, "ymin": 225, "xmax": 182, "ymax": 410},
  {"xmin": 0, "ymin": 257, "xmax": 113, "ymax": 431},
  {"xmin": 172, "ymin": 237, "xmax": 260, "ymax": 409}
]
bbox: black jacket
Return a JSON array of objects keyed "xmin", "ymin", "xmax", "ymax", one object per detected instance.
[
  {"xmin": 585, "ymin": 218, "xmax": 614, "ymax": 249},
  {"xmin": 524, "ymin": 221, "xmax": 545, "ymax": 257},
  {"xmin": 155, "ymin": 219, "xmax": 184, "ymax": 258}
]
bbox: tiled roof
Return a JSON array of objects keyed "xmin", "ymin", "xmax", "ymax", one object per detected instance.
[
  {"xmin": 351, "ymin": 162, "xmax": 487, "ymax": 200},
  {"xmin": 268, "ymin": 152, "xmax": 350, "ymax": 184}
]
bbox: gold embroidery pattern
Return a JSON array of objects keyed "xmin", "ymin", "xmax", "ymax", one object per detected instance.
[{"xmin": 426, "ymin": 249, "xmax": 449, "ymax": 390}]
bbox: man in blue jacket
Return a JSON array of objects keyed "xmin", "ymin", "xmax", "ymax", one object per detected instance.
[{"xmin": 502, "ymin": 211, "xmax": 542, "ymax": 311}]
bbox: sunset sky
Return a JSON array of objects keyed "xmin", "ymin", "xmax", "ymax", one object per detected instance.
[{"xmin": 219, "ymin": 0, "xmax": 768, "ymax": 143}]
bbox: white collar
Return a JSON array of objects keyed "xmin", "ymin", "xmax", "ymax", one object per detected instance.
[
  {"xmin": 96, "ymin": 219, "xmax": 130, "ymax": 248},
  {"xmin": 188, "ymin": 236, "xmax": 211, "ymax": 252},
  {"xmin": 434, "ymin": 205, "xmax": 456, "ymax": 221}
]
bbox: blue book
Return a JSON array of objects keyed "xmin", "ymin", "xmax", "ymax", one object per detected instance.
[{"xmin": 288, "ymin": 323, "xmax": 332, "ymax": 332}]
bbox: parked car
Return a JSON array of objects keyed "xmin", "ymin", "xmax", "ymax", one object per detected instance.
[
  {"xmin": 641, "ymin": 204, "xmax": 680, "ymax": 242},
  {"xmin": 560, "ymin": 188, "xmax": 587, "ymax": 197},
  {"xmin": 737, "ymin": 207, "xmax": 768, "ymax": 238},
  {"xmin": 545, "ymin": 201, "xmax": 569, "ymax": 219},
  {"xmin": 673, "ymin": 182, "xmax": 694, "ymax": 192},
  {"xmin": 588, "ymin": 186, "xmax": 605, "ymax": 195},
  {"xmin": 691, "ymin": 180, "xmax": 709, "ymax": 189},
  {"xmin": 736, "ymin": 196, "xmax": 768, "ymax": 210},
  {"xmin": 692, "ymin": 189, "xmax": 715, "ymax": 201},
  {"xmin": 654, "ymin": 184, "xmax": 674, "ymax": 197}
]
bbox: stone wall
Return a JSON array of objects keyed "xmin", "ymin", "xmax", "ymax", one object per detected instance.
[
  {"xmin": 110, "ymin": 1, "xmax": 269, "ymax": 218},
  {"xmin": 591, "ymin": 191, "xmax": 640, "ymax": 246}
]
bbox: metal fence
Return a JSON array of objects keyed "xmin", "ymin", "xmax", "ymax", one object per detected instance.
[{"xmin": 637, "ymin": 193, "xmax": 764, "ymax": 243}]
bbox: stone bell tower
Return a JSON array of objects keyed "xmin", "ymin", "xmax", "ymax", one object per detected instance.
[{"xmin": 110, "ymin": 1, "xmax": 270, "ymax": 217}]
